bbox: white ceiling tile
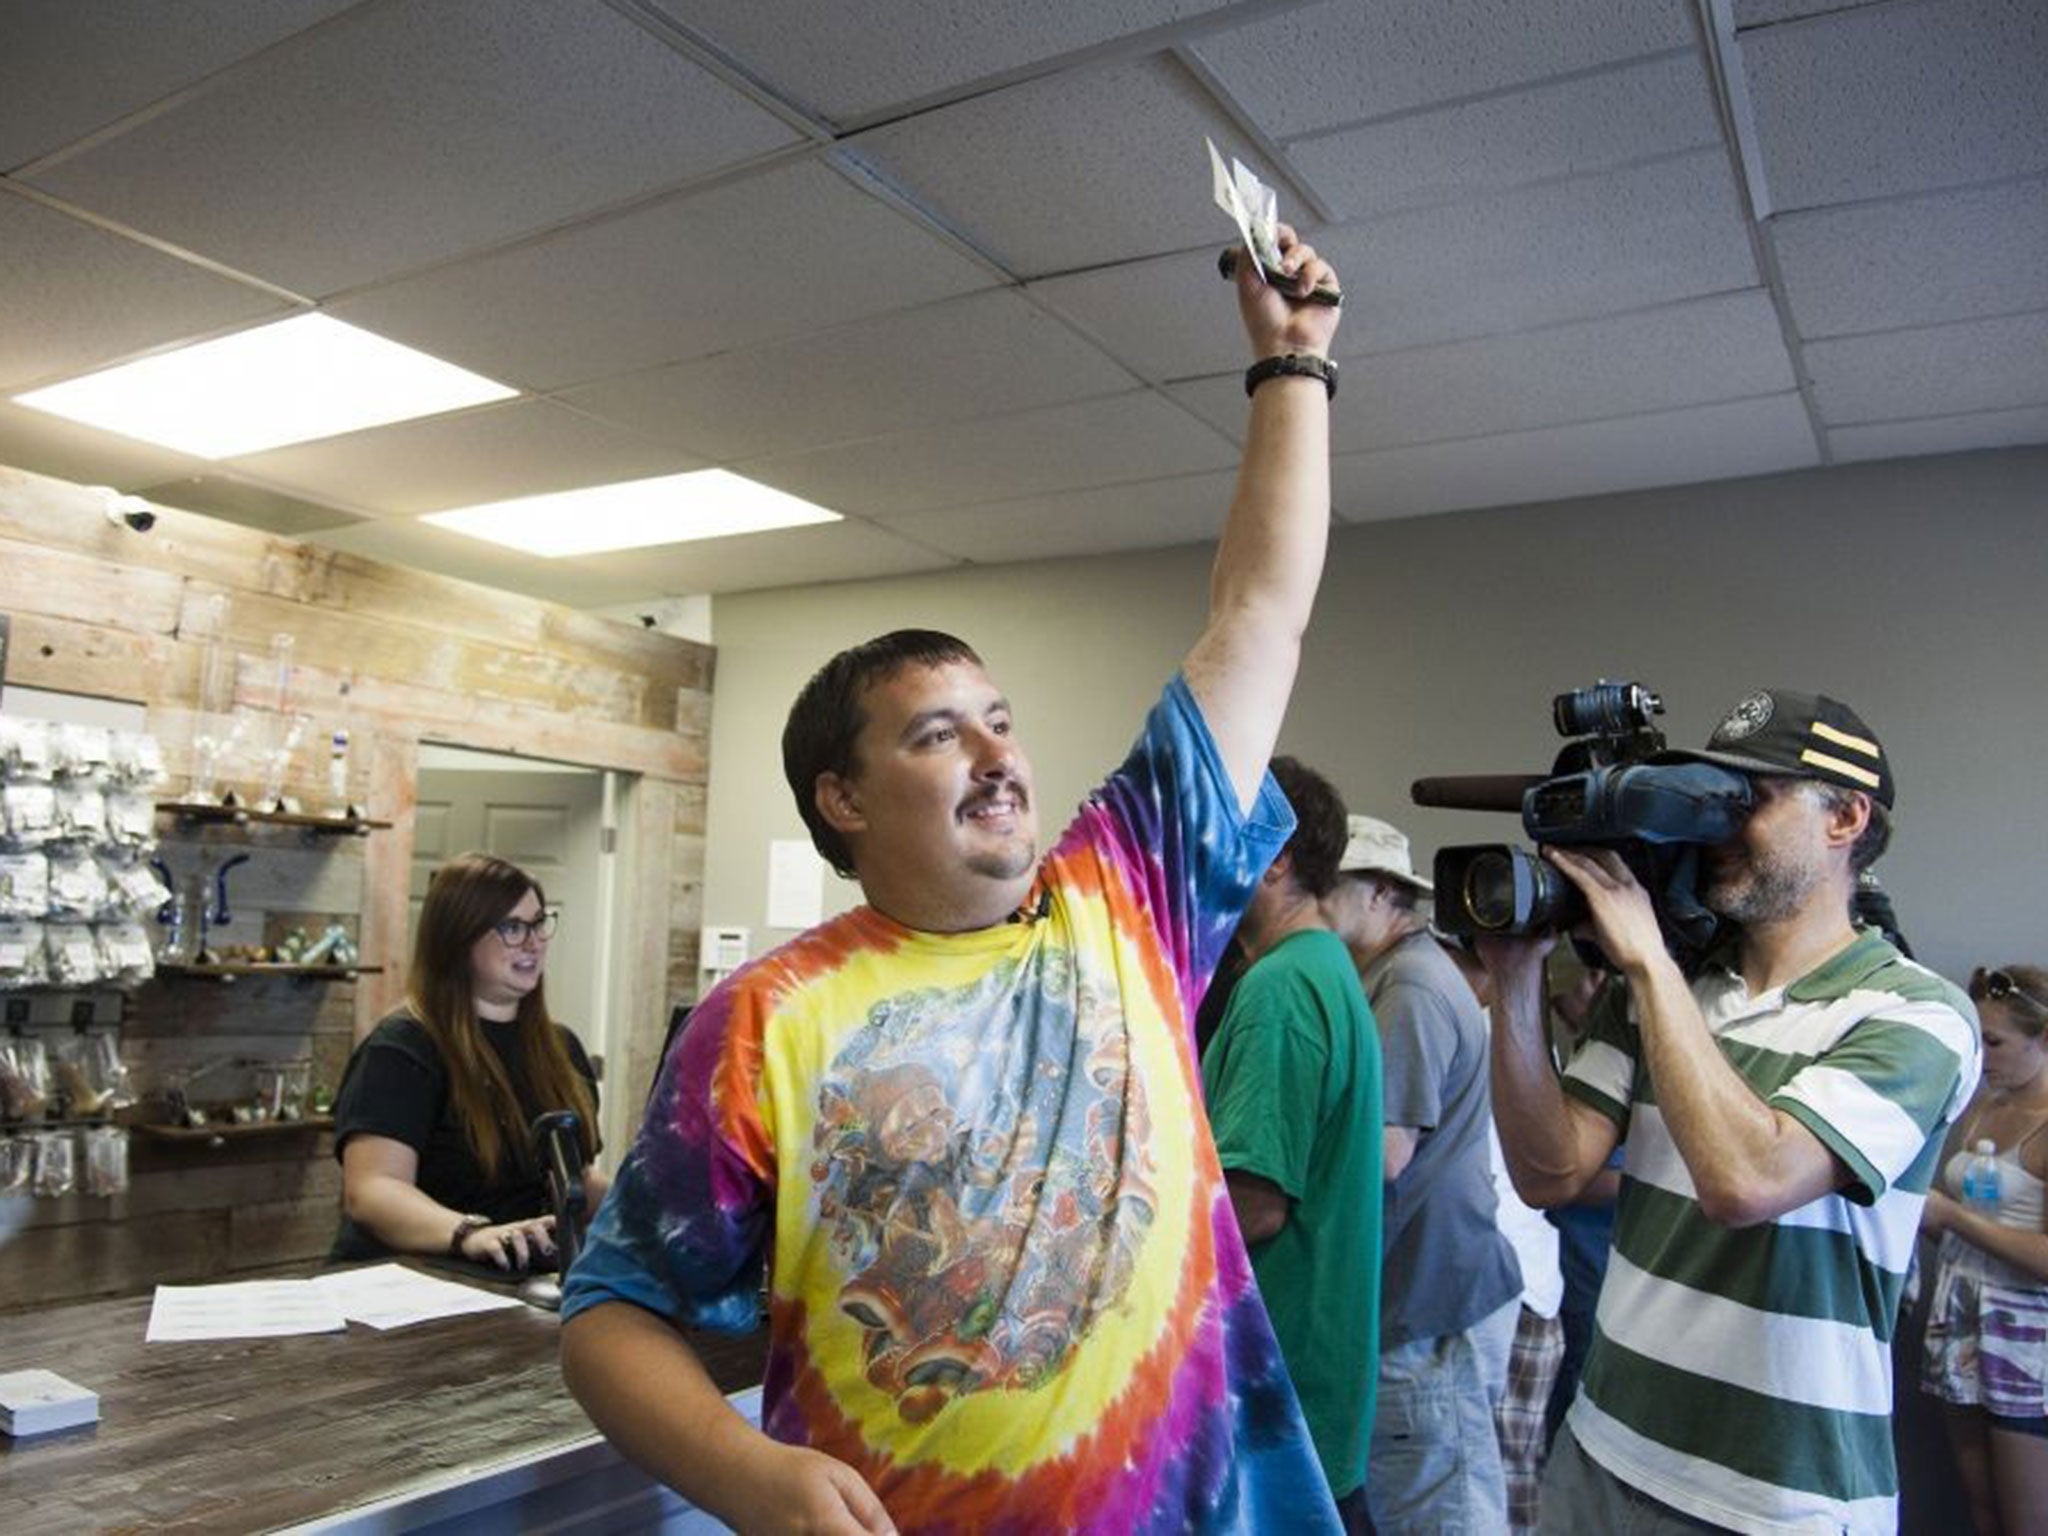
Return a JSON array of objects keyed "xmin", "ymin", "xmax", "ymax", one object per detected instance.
[
  {"xmin": 1831, "ymin": 402, "xmax": 2048, "ymax": 462},
  {"xmin": 1287, "ymin": 53, "xmax": 1720, "ymax": 221},
  {"xmin": 1318, "ymin": 152, "xmax": 1760, "ymax": 355},
  {"xmin": 1740, "ymin": 0, "xmax": 2048, "ymax": 212},
  {"xmin": 741, "ymin": 392, "xmax": 1238, "ymax": 518},
  {"xmin": 1806, "ymin": 311, "xmax": 2048, "ymax": 424},
  {"xmin": 574, "ymin": 518, "xmax": 960, "ymax": 597},
  {"xmin": 1772, "ymin": 178, "xmax": 2048, "ymax": 339},
  {"xmin": 1734, "ymin": 1, "xmax": 1892, "ymax": 25},
  {"xmin": 1331, "ymin": 393, "xmax": 1819, "ymax": 521},
  {"xmin": 1032, "ymin": 152, "xmax": 1762, "ymax": 380},
  {"xmin": 1028, "ymin": 249, "xmax": 1255, "ymax": 382},
  {"xmin": 25, "ymin": 0, "xmax": 799, "ymax": 296},
  {"xmin": 1172, "ymin": 290, "xmax": 1796, "ymax": 450},
  {"xmin": 225, "ymin": 399, "xmax": 706, "ymax": 517},
  {"xmin": 0, "ymin": 191, "xmax": 291, "ymax": 391},
  {"xmin": 557, "ymin": 290, "xmax": 1134, "ymax": 460},
  {"xmin": 1194, "ymin": 0, "xmax": 1696, "ymax": 139},
  {"xmin": 305, "ymin": 517, "xmax": 681, "ymax": 610},
  {"xmin": 847, "ymin": 54, "xmax": 1298, "ymax": 278},
  {"xmin": 0, "ymin": 0, "xmax": 361, "ymax": 169},
  {"xmin": 333, "ymin": 160, "xmax": 998, "ymax": 392},
  {"xmin": 878, "ymin": 470, "xmax": 1237, "ymax": 563},
  {"xmin": 644, "ymin": 0, "xmax": 1257, "ymax": 127},
  {"xmin": 0, "ymin": 397, "xmax": 207, "ymax": 490}
]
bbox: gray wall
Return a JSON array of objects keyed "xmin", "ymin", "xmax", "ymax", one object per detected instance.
[{"xmin": 703, "ymin": 446, "xmax": 2048, "ymax": 985}]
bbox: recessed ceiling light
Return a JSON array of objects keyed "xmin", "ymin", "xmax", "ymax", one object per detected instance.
[
  {"xmin": 420, "ymin": 470, "xmax": 842, "ymax": 557},
  {"xmin": 11, "ymin": 314, "xmax": 516, "ymax": 459}
]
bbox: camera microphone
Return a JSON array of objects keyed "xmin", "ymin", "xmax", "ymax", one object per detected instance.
[{"xmin": 1410, "ymin": 775, "xmax": 1543, "ymax": 813}]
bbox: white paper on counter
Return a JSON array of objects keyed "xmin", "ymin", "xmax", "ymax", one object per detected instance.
[
  {"xmin": 308, "ymin": 1262, "xmax": 524, "ymax": 1330},
  {"xmin": 145, "ymin": 1280, "xmax": 348, "ymax": 1341}
]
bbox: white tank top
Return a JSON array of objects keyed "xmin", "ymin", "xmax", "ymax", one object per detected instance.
[{"xmin": 1940, "ymin": 1132, "xmax": 2048, "ymax": 1234}]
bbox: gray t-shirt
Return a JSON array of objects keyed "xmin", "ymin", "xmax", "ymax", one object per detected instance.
[{"xmin": 1367, "ymin": 930, "xmax": 1521, "ymax": 1345}]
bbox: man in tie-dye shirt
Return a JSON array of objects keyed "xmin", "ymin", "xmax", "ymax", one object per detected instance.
[{"xmin": 562, "ymin": 229, "xmax": 1348, "ymax": 1535}]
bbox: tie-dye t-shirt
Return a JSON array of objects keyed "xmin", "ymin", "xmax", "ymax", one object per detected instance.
[{"xmin": 563, "ymin": 676, "xmax": 1341, "ymax": 1533}]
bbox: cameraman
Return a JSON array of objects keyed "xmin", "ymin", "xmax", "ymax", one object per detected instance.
[{"xmin": 1480, "ymin": 690, "xmax": 1979, "ymax": 1536}]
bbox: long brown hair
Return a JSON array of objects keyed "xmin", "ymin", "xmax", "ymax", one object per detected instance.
[{"xmin": 408, "ymin": 852, "xmax": 597, "ymax": 1179}]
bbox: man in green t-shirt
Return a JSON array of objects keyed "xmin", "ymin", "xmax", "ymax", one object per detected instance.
[{"xmin": 1202, "ymin": 756, "xmax": 1384, "ymax": 1529}]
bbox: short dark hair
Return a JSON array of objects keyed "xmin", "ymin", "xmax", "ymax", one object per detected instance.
[
  {"xmin": 1269, "ymin": 756, "xmax": 1348, "ymax": 898},
  {"xmin": 1804, "ymin": 781, "xmax": 1892, "ymax": 872},
  {"xmin": 782, "ymin": 629, "xmax": 983, "ymax": 877}
]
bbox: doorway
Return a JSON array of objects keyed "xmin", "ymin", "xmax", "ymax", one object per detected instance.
[{"xmin": 411, "ymin": 744, "xmax": 627, "ymax": 1156}]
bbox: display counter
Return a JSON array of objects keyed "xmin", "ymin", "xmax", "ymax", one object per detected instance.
[{"xmin": 0, "ymin": 1269, "xmax": 767, "ymax": 1534}]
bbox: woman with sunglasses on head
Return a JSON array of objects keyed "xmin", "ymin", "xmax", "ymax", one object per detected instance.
[
  {"xmin": 330, "ymin": 852, "xmax": 607, "ymax": 1271},
  {"xmin": 1921, "ymin": 964, "xmax": 2048, "ymax": 1536}
]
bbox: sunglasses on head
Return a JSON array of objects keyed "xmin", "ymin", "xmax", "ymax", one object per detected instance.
[{"xmin": 1970, "ymin": 967, "xmax": 2048, "ymax": 1014}]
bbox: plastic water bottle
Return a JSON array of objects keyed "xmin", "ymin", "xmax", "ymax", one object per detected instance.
[{"xmin": 1961, "ymin": 1139, "xmax": 2003, "ymax": 1213}]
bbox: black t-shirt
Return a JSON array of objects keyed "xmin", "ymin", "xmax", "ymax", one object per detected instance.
[{"xmin": 329, "ymin": 1010, "xmax": 600, "ymax": 1262}]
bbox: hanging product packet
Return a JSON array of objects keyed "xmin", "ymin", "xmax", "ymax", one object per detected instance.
[
  {"xmin": 83, "ymin": 1126, "xmax": 129, "ymax": 1197},
  {"xmin": 0, "ymin": 719, "xmax": 53, "ymax": 781},
  {"xmin": 0, "ymin": 921, "xmax": 48, "ymax": 987},
  {"xmin": 0, "ymin": 853, "xmax": 48, "ymax": 920},
  {"xmin": 32, "ymin": 1130, "xmax": 76, "ymax": 1198},
  {"xmin": 0, "ymin": 1034, "xmax": 51, "ymax": 1119}
]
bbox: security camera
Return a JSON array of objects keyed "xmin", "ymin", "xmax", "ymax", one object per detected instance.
[{"xmin": 94, "ymin": 488, "xmax": 157, "ymax": 532}]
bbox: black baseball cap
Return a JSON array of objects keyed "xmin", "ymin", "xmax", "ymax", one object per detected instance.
[{"xmin": 1653, "ymin": 689, "xmax": 1894, "ymax": 809}]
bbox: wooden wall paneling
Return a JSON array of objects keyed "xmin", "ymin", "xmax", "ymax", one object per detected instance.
[
  {"xmin": 358, "ymin": 733, "xmax": 415, "ymax": 1034},
  {"xmin": 0, "ymin": 536, "xmax": 185, "ymax": 633},
  {"xmin": 610, "ymin": 776, "xmax": 677, "ymax": 1138},
  {"xmin": 1, "ymin": 462, "xmax": 714, "ymax": 1305}
]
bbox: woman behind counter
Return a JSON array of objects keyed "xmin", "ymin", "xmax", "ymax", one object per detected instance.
[
  {"xmin": 331, "ymin": 852, "xmax": 608, "ymax": 1270},
  {"xmin": 1920, "ymin": 963, "xmax": 2048, "ymax": 1536}
]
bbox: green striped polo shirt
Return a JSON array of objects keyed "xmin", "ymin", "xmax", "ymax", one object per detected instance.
[{"xmin": 1561, "ymin": 931, "xmax": 1978, "ymax": 1535}]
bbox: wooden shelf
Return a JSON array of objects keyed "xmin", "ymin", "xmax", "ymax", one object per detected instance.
[
  {"xmin": 156, "ymin": 802, "xmax": 391, "ymax": 834},
  {"xmin": 133, "ymin": 1115, "xmax": 334, "ymax": 1144},
  {"xmin": 153, "ymin": 963, "xmax": 382, "ymax": 982}
]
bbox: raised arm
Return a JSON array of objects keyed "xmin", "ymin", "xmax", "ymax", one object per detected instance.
[{"xmin": 1182, "ymin": 225, "xmax": 1344, "ymax": 810}]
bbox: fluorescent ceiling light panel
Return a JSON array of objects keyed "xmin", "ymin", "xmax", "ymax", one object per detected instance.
[
  {"xmin": 12, "ymin": 314, "xmax": 516, "ymax": 458},
  {"xmin": 421, "ymin": 471, "xmax": 842, "ymax": 557}
]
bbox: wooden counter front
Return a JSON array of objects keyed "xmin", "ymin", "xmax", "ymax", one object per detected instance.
[{"xmin": 0, "ymin": 1275, "xmax": 766, "ymax": 1535}]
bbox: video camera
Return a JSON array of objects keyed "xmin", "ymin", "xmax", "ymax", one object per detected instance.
[{"xmin": 1413, "ymin": 682, "xmax": 1754, "ymax": 959}]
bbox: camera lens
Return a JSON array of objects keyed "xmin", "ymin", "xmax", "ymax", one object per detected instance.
[
  {"xmin": 1463, "ymin": 851, "xmax": 1525, "ymax": 931},
  {"xmin": 1553, "ymin": 681, "xmax": 1662, "ymax": 738}
]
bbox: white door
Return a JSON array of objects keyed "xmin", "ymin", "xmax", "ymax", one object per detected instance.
[{"xmin": 411, "ymin": 762, "xmax": 607, "ymax": 1071}]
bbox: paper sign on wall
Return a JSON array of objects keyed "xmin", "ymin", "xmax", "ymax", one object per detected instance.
[{"xmin": 767, "ymin": 839, "xmax": 825, "ymax": 930}]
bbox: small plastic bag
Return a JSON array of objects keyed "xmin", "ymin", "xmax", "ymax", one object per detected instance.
[
  {"xmin": 105, "ymin": 731, "xmax": 166, "ymax": 789},
  {"xmin": 0, "ymin": 852, "xmax": 49, "ymax": 919},
  {"xmin": 0, "ymin": 921, "xmax": 48, "ymax": 988},
  {"xmin": 0, "ymin": 1135, "xmax": 31, "ymax": 1191},
  {"xmin": 104, "ymin": 790, "xmax": 159, "ymax": 849},
  {"xmin": 83, "ymin": 1126, "xmax": 129, "ymax": 1196},
  {"xmin": 33, "ymin": 1129, "xmax": 76, "ymax": 1197},
  {"xmin": 54, "ymin": 783, "xmax": 109, "ymax": 842},
  {"xmin": 44, "ymin": 923, "xmax": 106, "ymax": 985},
  {"xmin": 44, "ymin": 853, "xmax": 111, "ymax": 920},
  {"xmin": 49, "ymin": 724, "xmax": 111, "ymax": 780},
  {"xmin": 54, "ymin": 1029, "xmax": 132, "ymax": 1116},
  {"xmin": 96, "ymin": 921, "xmax": 156, "ymax": 986},
  {"xmin": 104, "ymin": 856, "xmax": 171, "ymax": 917},
  {"xmin": 0, "ymin": 1034, "xmax": 51, "ymax": 1119},
  {"xmin": 0, "ymin": 718, "xmax": 53, "ymax": 781},
  {"xmin": 2, "ymin": 783, "xmax": 59, "ymax": 845}
]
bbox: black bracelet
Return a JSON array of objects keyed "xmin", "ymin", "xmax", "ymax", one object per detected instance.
[
  {"xmin": 449, "ymin": 1213, "xmax": 491, "ymax": 1255},
  {"xmin": 1245, "ymin": 353, "xmax": 1337, "ymax": 400}
]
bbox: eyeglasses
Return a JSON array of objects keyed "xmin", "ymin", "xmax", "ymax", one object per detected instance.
[
  {"xmin": 492, "ymin": 909, "xmax": 559, "ymax": 947},
  {"xmin": 1970, "ymin": 967, "xmax": 2048, "ymax": 1015}
]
